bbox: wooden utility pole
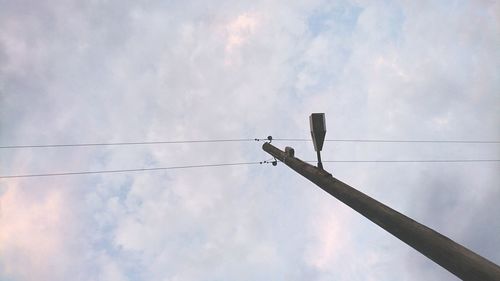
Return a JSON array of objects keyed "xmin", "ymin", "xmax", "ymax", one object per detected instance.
[{"xmin": 262, "ymin": 142, "xmax": 500, "ymax": 281}]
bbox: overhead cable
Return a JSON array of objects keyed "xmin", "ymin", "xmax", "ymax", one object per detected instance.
[
  {"xmin": 273, "ymin": 138, "xmax": 500, "ymax": 144},
  {"xmin": 0, "ymin": 161, "xmax": 266, "ymax": 179},
  {"xmin": 320, "ymin": 159, "xmax": 500, "ymax": 163},
  {"xmin": 1, "ymin": 138, "xmax": 499, "ymax": 149},
  {"xmin": 1, "ymin": 159, "xmax": 499, "ymax": 179},
  {"xmin": 0, "ymin": 139, "xmax": 258, "ymax": 149}
]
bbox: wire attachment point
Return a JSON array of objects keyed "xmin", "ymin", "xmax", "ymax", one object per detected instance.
[
  {"xmin": 260, "ymin": 157, "xmax": 278, "ymax": 167},
  {"xmin": 255, "ymin": 136, "xmax": 273, "ymax": 143}
]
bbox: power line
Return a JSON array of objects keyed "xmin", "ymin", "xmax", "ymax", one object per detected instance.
[
  {"xmin": 0, "ymin": 161, "xmax": 265, "ymax": 179},
  {"xmin": 1, "ymin": 159, "xmax": 499, "ymax": 179},
  {"xmin": 1, "ymin": 138, "xmax": 499, "ymax": 149},
  {"xmin": 0, "ymin": 139, "xmax": 258, "ymax": 149},
  {"xmin": 274, "ymin": 138, "xmax": 500, "ymax": 144},
  {"xmin": 320, "ymin": 159, "xmax": 500, "ymax": 163}
]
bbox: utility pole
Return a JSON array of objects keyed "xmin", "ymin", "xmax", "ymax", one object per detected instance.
[{"xmin": 262, "ymin": 115, "xmax": 500, "ymax": 281}]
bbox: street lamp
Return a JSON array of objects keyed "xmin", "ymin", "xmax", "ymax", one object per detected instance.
[{"xmin": 309, "ymin": 113, "xmax": 326, "ymax": 169}]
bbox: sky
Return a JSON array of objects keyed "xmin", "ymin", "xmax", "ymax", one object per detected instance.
[{"xmin": 0, "ymin": 0, "xmax": 499, "ymax": 280}]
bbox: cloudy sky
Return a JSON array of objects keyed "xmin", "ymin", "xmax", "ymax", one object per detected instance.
[{"xmin": 1, "ymin": 0, "xmax": 499, "ymax": 280}]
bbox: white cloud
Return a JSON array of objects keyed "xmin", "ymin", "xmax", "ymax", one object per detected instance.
[
  {"xmin": 1, "ymin": 1, "xmax": 499, "ymax": 281},
  {"xmin": 225, "ymin": 13, "xmax": 260, "ymax": 52}
]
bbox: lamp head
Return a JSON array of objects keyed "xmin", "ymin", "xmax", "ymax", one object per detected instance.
[{"xmin": 309, "ymin": 113, "xmax": 326, "ymax": 152}]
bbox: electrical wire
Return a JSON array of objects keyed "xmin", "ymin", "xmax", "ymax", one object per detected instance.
[
  {"xmin": 273, "ymin": 138, "xmax": 500, "ymax": 144},
  {"xmin": 0, "ymin": 161, "xmax": 265, "ymax": 179},
  {"xmin": 0, "ymin": 139, "xmax": 258, "ymax": 149},
  {"xmin": 1, "ymin": 159, "xmax": 499, "ymax": 179},
  {"xmin": 1, "ymin": 138, "xmax": 499, "ymax": 149},
  {"xmin": 320, "ymin": 159, "xmax": 500, "ymax": 163}
]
